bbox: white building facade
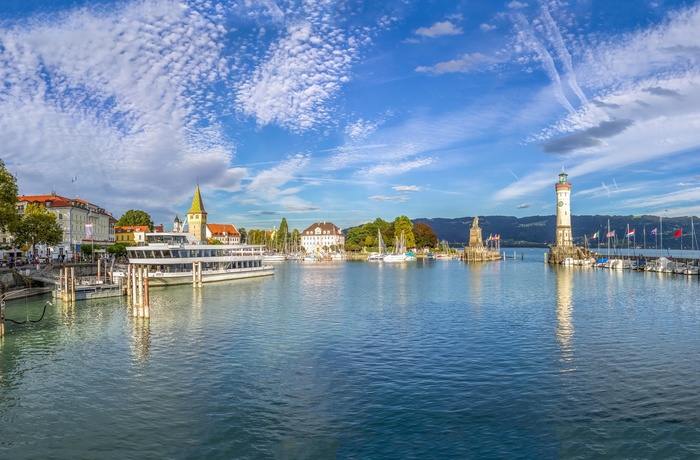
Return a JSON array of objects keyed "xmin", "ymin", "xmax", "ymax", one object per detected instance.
[
  {"xmin": 300, "ymin": 221, "xmax": 345, "ymax": 254},
  {"xmin": 17, "ymin": 193, "xmax": 115, "ymax": 260}
]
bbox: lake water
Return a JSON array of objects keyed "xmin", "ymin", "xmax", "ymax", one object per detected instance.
[{"xmin": 2, "ymin": 249, "xmax": 699, "ymax": 459}]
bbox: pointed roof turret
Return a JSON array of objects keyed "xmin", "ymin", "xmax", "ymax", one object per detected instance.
[{"xmin": 189, "ymin": 185, "xmax": 206, "ymax": 213}]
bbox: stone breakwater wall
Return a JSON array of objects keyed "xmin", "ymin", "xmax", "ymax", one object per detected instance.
[{"xmin": 1, "ymin": 264, "xmax": 99, "ymax": 292}]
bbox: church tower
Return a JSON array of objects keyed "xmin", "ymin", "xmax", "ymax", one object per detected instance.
[
  {"xmin": 173, "ymin": 215, "xmax": 182, "ymax": 233},
  {"xmin": 555, "ymin": 169, "xmax": 573, "ymax": 247},
  {"xmin": 186, "ymin": 185, "xmax": 208, "ymax": 243}
]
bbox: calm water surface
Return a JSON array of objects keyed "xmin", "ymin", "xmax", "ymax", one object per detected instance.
[{"xmin": 1, "ymin": 249, "xmax": 699, "ymax": 459}]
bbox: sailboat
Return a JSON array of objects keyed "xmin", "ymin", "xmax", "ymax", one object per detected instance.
[
  {"xmin": 383, "ymin": 231, "xmax": 416, "ymax": 263},
  {"xmin": 368, "ymin": 228, "xmax": 385, "ymax": 261},
  {"xmin": 435, "ymin": 240, "xmax": 453, "ymax": 260}
]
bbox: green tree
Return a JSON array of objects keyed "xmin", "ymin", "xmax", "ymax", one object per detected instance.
[
  {"xmin": 0, "ymin": 159, "xmax": 19, "ymax": 233},
  {"xmin": 238, "ymin": 227, "xmax": 247, "ymax": 244},
  {"xmin": 117, "ymin": 209, "xmax": 154, "ymax": 231},
  {"xmin": 290, "ymin": 228, "xmax": 300, "ymax": 250},
  {"xmin": 344, "ymin": 218, "xmax": 391, "ymax": 252},
  {"xmin": 276, "ymin": 218, "xmax": 290, "ymax": 251},
  {"xmin": 106, "ymin": 242, "xmax": 130, "ymax": 258},
  {"xmin": 80, "ymin": 244, "xmax": 101, "ymax": 260},
  {"xmin": 414, "ymin": 222, "xmax": 438, "ymax": 249},
  {"xmin": 393, "ymin": 215, "xmax": 415, "ymax": 249},
  {"xmin": 12, "ymin": 203, "xmax": 63, "ymax": 257}
]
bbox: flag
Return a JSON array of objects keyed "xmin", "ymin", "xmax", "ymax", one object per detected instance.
[
  {"xmin": 85, "ymin": 222, "xmax": 93, "ymax": 240},
  {"xmin": 605, "ymin": 230, "xmax": 615, "ymax": 238},
  {"xmin": 625, "ymin": 229, "xmax": 635, "ymax": 238},
  {"xmin": 651, "ymin": 228, "xmax": 657, "ymax": 235},
  {"xmin": 673, "ymin": 228, "xmax": 683, "ymax": 238},
  {"xmin": 591, "ymin": 231, "xmax": 599, "ymax": 239}
]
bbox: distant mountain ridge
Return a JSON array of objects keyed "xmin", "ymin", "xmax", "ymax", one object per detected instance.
[{"xmin": 412, "ymin": 215, "xmax": 700, "ymax": 249}]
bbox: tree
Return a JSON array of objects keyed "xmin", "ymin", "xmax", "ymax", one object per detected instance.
[
  {"xmin": 238, "ymin": 227, "xmax": 247, "ymax": 244},
  {"xmin": 393, "ymin": 215, "xmax": 415, "ymax": 249},
  {"xmin": 276, "ymin": 218, "xmax": 290, "ymax": 251},
  {"xmin": 12, "ymin": 203, "xmax": 63, "ymax": 257},
  {"xmin": 0, "ymin": 159, "xmax": 19, "ymax": 233},
  {"xmin": 117, "ymin": 209, "xmax": 154, "ymax": 231},
  {"xmin": 106, "ymin": 242, "xmax": 130, "ymax": 259},
  {"xmin": 81, "ymin": 244, "xmax": 101, "ymax": 260},
  {"xmin": 414, "ymin": 222, "xmax": 438, "ymax": 249}
]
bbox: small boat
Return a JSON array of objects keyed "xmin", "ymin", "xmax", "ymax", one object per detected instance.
[
  {"xmin": 368, "ymin": 228, "xmax": 386, "ymax": 261},
  {"xmin": 262, "ymin": 251, "xmax": 287, "ymax": 262},
  {"xmin": 383, "ymin": 231, "xmax": 416, "ymax": 263}
]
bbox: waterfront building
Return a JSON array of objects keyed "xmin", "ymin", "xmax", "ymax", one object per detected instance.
[
  {"xmin": 115, "ymin": 225, "xmax": 149, "ymax": 246},
  {"xmin": 16, "ymin": 192, "xmax": 115, "ymax": 260},
  {"xmin": 300, "ymin": 222, "xmax": 344, "ymax": 254},
  {"xmin": 206, "ymin": 223, "xmax": 241, "ymax": 245}
]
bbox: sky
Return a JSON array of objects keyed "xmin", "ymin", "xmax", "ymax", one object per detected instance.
[{"xmin": 3, "ymin": 0, "xmax": 700, "ymax": 232}]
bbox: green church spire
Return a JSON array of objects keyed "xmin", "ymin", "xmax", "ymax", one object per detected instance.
[{"xmin": 189, "ymin": 185, "xmax": 206, "ymax": 213}]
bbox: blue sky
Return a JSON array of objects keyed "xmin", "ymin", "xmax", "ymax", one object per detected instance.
[{"xmin": 2, "ymin": 0, "xmax": 700, "ymax": 232}]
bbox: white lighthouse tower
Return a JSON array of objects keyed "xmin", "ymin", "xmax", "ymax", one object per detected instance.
[{"xmin": 555, "ymin": 168, "xmax": 573, "ymax": 247}]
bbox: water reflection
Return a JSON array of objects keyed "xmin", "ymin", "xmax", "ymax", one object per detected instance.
[
  {"xmin": 555, "ymin": 266, "xmax": 575, "ymax": 371},
  {"xmin": 468, "ymin": 263, "xmax": 484, "ymax": 308},
  {"xmin": 130, "ymin": 318, "xmax": 151, "ymax": 365}
]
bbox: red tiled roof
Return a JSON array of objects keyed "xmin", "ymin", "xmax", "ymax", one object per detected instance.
[
  {"xmin": 207, "ymin": 223, "xmax": 239, "ymax": 236},
  {"xmin": 301, "ymin": 221, "xmax": 342, "ymax": 235},
  {"xmin": 116, "ymin": 226, "xmax": 149, "ymax": 233}
]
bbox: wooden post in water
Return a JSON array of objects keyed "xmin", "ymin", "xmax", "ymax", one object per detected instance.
[
  {"xmin": 132, "ymin": 266, "xmax": 139, "ymax": 317},
  {"xmin": 126, "ymin": 264, "xmax": 132, "ymax": 297},
  {"xmin": 143, "ymin": 268, "xmax": 150, "ymax": 318},
  {"xmin": 1, "ymin": 298, "xmax": 5, "ymax": 338},
  {"xmin": 138, "ymin": 267, "xmax": 145, "ymax": 318},
  {"xmin": 97, "ymin": 258, "xmax": 101, "ymax": 283},
  {"xmin": 70, "ymin": 267, "xmax": 76, "ymax": 303}
]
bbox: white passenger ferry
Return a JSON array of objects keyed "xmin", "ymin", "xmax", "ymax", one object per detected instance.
[{"xmin": 126, "ymin": 232, "xmax": 274, "ymax": 286}]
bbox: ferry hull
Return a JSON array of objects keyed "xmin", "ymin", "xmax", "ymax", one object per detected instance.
[{"xmin": 145, "ymin": 266, "xmax": 275, "ymax": 286}]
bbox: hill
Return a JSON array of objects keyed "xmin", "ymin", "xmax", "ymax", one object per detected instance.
[{"xmin": 412, "ymin": 215, "xmax": 699, "ymax": 249}]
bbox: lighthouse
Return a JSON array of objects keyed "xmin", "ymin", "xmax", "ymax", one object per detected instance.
[{"xmin": 555, "ymin": 168, "xmax": 573, "ymax": 247}]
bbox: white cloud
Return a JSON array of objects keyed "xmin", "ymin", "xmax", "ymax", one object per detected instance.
[
  {"xmin": 393, "ymin": 185, "xmax": 422, "ymax": 192},
  {"xmin": 234, "ymin": 3, "xmax": 374, "ymax": 132},
  {"xmin": 416, "ymin": 52, "xmax": 498, "ymax": 74},
  {"xmin": 0, "ymin": 0, "xmax": 238, "ymax": 216},
  {"xmin": 245, "ymin": 154, "xmax": 312, "ymax": 208},
  {"xmin": 495, "ymin": 4, "xmax": 700, "ymax": 211},
  {"xmin": 415, "ymin": 21, "xmax": 463, "ymax": 38},
  {"xmin": 369, "ymin": 195, "xmax": 410, "ymax": 202},
  {"xmin": 480, "ymin": 23, "xmax": 497, "ymax": 32}
]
